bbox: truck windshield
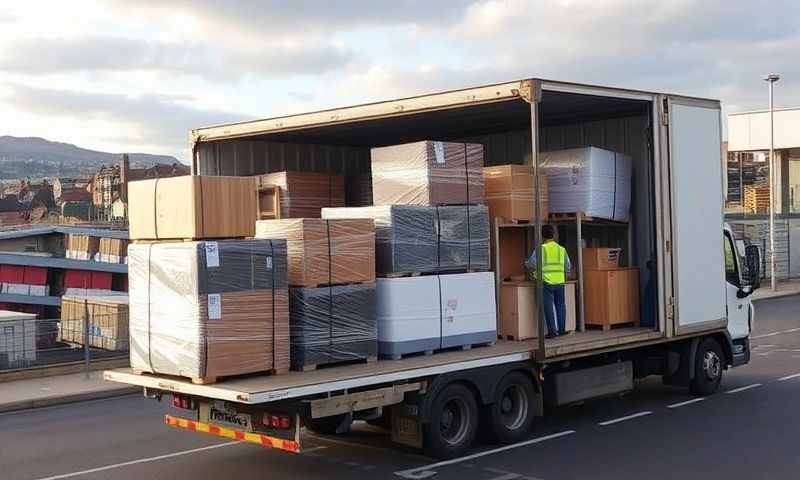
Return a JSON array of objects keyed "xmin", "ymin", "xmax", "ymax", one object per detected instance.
[{"xmin": 723, "ymin": 233, "xmax": 740, "ymax": 287}]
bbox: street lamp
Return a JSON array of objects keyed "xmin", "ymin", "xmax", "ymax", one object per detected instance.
[{"xmin": 764, "ymin": 73, "xmax": 780, "ymax": 291}]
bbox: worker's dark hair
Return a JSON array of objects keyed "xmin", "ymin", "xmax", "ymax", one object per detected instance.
[{"xmin": 542, "ymin": 224, "xmax": 555, "ymax": 240}]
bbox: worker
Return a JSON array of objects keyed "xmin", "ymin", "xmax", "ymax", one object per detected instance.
[{"xmin": 524, "ymin": 224, "xmax": 572, "ymax": 338}]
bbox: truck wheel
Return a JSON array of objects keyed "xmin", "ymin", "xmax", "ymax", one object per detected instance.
[
  {"xmin": 424, "ymin": 383, "xmax": 479, "ymax": 459},
  {"xmin": 485, "ymin": 372, "xmax": 535, "ymax": 443},
  {"xmin": 305, "ymin": 413, "xmax": 351, "ymax": 435},
  {"xmin": 690, "ymin": 338, "xmax": 724, "ymax": 396}
]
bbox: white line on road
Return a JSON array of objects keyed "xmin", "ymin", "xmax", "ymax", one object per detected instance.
[
  {"xmin": 598, "ymin": 411, "xmax": 652, "ymax": 426},
  {"xmin": 778, "ymin": 373, "xmax": 800, "ymax": 382},
  {"xmin": 33, "ymin": 442, "xmax": 239, "ymax": 480},
  {"xmin": 394, "ymin": 430, "xmax": 575, "ymax": 479},
  {"xmin": 752, "ymin": 331, "xmax": 781, "ymax": 339},
  {"xmin": 666, "ymin": 398, "xmax": 706, "ymax": 409},
  {"xmin": 725, "ymin": 383, "xmax": 762, "ymax": 394},
  {"xmin": 782, "ymin": 328, "xmax": 800, "ymax": 334}
]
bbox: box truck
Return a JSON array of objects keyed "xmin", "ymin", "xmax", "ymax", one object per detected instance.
[{"xmin": 106, "ymin": 78, "xmax": 760, "ymax": 459}]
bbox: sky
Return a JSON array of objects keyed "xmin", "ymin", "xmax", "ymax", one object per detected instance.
[{"xmin": 0, "ymin": 0, "xmax": 798, "ymax": 163}]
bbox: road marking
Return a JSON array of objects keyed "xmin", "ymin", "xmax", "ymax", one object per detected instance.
[
  {"xmin": 725, "ymin": 383, "xmax": 762, "ymax": 394},
  {"xmin": 394, "ymin": 430, "xmax": 575, "ymax": 479},
  {"xmin": 781, "ymin": 328, "xmax": 800, "ymax": 334},
  {"xmin": 33, "ymin": 442, "xmax": 239, "ymax": 480},
  {"xmin": 302, "ymin": 446, "xmax": 328, "ymax": 454},
  {"xmin": 306, "ymin": 432, "xmax": 429, "ymax": 461},
  {"xmin": 666, "ymin": 398, "xmax": 705, "ymax": 409},
  {"xmin": 598, "ymin": 411, "xmax": 652, "ymax": 426},
  {"xmin": 778, "ymin": 373, "xmax": 800, "ymax": 382},
  {"xmin": 752, "ymin": 331, "xmax": 781, "ymax": 339},
  {"xmin": 752, "ymin": 344, "xmax": 776, "ymax": 348}
]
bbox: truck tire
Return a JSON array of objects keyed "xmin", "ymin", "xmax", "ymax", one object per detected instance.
[
  {"xmin": 690, "ymin": 338, "xmax": 724, "ymax": 396},
  {"xmin": 484, "ymin": 372, "xmax": 536, "ymax": 443},
  {"xmin": 305, "ymin": 413, "xmax": 351, "ymax": 435},
  {"xmin": 423, "ymin": 383, "xmax": 479, "ymax": 459}
]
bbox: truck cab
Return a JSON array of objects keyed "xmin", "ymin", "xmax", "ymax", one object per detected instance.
[{"xmin": 724, "ymin": 223, "xmax": 760, "ymax": 367}]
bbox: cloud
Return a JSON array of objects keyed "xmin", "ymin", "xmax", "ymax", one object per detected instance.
[
  {"xmin": 4, "ymin": 83, "xmax": 243, "ymax": 149},
  {"xmin": 0, "ymin": 36, "xmax": 354, "ymax": 80}
]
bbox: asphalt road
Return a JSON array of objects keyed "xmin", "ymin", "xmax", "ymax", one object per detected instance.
[{"xmin": 1, "ymin": 296, "xmax": 798, "ymax": 480}]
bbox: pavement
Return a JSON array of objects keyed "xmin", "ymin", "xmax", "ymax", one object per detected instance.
[
  {"xmin": 752, "ymin": 278, "xmax": 800, "ymax": 302},
  {"xmin": 0, "ymin": 370, "xmax": 138, "ymax": 414},
  {"xmin": 1, "ymin": 295, "xmax": 799, "ymax": 480}
]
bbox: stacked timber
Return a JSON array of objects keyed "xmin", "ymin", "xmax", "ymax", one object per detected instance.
[{"xmin": 255, "ymin": 171, "xmax": 345, "ymax": 219}]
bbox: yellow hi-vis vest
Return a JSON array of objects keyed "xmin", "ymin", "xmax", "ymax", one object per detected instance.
[{"xmin": 531, "ymin": 242, "xmax": 567, "ymax": 285}]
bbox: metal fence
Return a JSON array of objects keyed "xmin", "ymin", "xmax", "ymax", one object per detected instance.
[{"xmin": 0, "ymin": 313, "xmax": 128, "ymax": 373}]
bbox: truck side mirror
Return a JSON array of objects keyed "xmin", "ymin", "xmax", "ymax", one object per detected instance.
[{"xmin": 745, "ymin": 244, "xmax": 761, "ymax": 290}]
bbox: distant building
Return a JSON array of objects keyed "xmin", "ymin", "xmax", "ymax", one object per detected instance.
[{"xmin": 90, "ymin": 154, "xmax": 189, "ymax": 221}]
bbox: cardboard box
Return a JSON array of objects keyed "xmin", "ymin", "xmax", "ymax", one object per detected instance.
[
  {"xmin": 583, "ymin": 248, "xmax": 622, "ymax": 271},
  {"xmin": 255, "ymin": 218, "xmax": 375, "ymax": 287},
  {"xmin": 59, "ymin": 295, "xmax": 130, "ymax": 351},
  {"xmin": 498, "ymin": 281, "xmax": 576, "ymax": 339},
  {"xmin": 371, "ymin": 141, "xmax": 484, "ymax": 206},
  {"xmin": 99, "ymin": 238, "xmax": 129, "ymax": 263},
  {"xmin": 128, "ymin": 176, "xmax": 258, "ymax": 240},
  {"xmin": 483, "ymin": 165, "xmax": 549, "ymax": 223},
  {"xmin": 128, "ymin": 239, "xmax": 290, "ymax": 380},
  {"xmin": 584, "ymin": 268, "xmax": 639, "ymax": 329},
  {"xmin": 255, "ymin": 171, "xmax": 345, "ymax": 219}
]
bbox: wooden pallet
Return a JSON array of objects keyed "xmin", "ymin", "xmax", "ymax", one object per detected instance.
[
  {"xmin": 548, "ymin": 212, "xmax": 627, "ymax": 224},
  {"xmin": 382, "ymin": 341, "xmax": 496, "ymax": 360},
  {"xmin": 585, "ymin": 321, "xmax": 638, "ymax": 332},
  {"xmin": 493, "ymin": 216, "xmax": 532, "ymax": 225},
  {"xmin": 290, "ymin": 280, "xmax": 375, "ymax": 289},
  {"xmin": 381, "ymin": 268, "xmax": 487, "ymax": 279},
  {"xmin": 294, "ymin": 355, "xmax": 377, "ymax": 372},
  {"xmin": 131, "ymin": 237, "xmax": 247, "ymax": 244},
  {"xmin": 131, "ymin": 367, "xmax": 289, "ymax": 385}
]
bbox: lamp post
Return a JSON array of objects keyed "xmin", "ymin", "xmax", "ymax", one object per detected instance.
[{"xmin": 764, "ymin": 73, "xmax": 780, "ymax": 291}]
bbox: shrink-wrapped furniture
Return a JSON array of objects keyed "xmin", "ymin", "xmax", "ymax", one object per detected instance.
[
  {"xmin": 371, "ymin": 141, "xmax": 484, "ymax": 205},
  {"xmin": 59, "ymin": 295, "xmax": 130, "ymax": 351},
  {"xmin": 483, "ymin": 165, "xmax": 549, "ymax": 223},
  {"xmin": 255, "ymin": 171, "xmax": 345, "ymax": 218},
  {"xmin": 255, "ymin": 218, "xmax": 375, "ymax": 287},
  {"xmin": 128, "ymin": 239, "xmax": 289, "ymax": 382},
  {"xmin": 321, "ymin": 205, "xmax": 490, "ymax": 275},
  {"xmin": 129, "ymin": 176, "xmax": 258, "ymax": 240},
  {"xmin": 539, "ymin": 147, "xmax": 632, "ymax": 221},
  {"xmin": 375, "ymin": 272, "xmax": 496, "ymax": 358},
  {"xmin": 289, "ymin": 283, "xmax": 376, "ymax": 370}
]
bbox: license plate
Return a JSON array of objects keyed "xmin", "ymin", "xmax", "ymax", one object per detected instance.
[{"xmin": 209, "ymin": 408, "xmax": 252, "ymax": 431}]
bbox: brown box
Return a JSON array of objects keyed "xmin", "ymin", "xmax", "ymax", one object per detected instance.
[
  {"xmin": 584, "ymin": 268, "xmax": 640, "ymax": 330},
  {"xmin": 484, "ymin": 165, "xmax": 548, "ymax": 223},
  {"xmin": 583, "ymin": 248, "xmax": 622, "ymax": 271},
  {"xmin": 66, "ymin": 234, "xmax": 100, "ymax": 260},
  {"xmin": 255, "ymin": 218, "xmax": 375, "ymax": 287},
  {"xmin": 371, "ymin": 141, "xmax": 484, "ymax": 206},
  {"xmin": 59, "ymin": 295, "xmax": 129, "ymax": 351},
  {"xmin": 498, "ymin": 281, "xmax": 576, "ymax": 340},
  {"xmin": 128, "ymin": 176, "xmax": 258, "ymax": 240},
  {"xmin": 99, "ymin": 237, "xmax": 129, "ymax": 263},
  {"xmin": 256, "ymin": 171, "xmax": 345, "ymax": 219}
]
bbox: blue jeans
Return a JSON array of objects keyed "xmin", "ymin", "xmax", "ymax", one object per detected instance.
[{"xmin": 543, "ymin": 284, "xmax": 566, "ymax": 336}]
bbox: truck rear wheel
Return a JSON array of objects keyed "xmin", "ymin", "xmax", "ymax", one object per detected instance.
[
  {"xmin": 424, "ymin": 383, "xmax": 479, "ymax": 459},
  {"xmin": 690, "ymin": 338, "xmax": 724, "ymax": 396},
  {"xmin": 485, "ymin": 372, "xmax": 535, "ymax": 443}
]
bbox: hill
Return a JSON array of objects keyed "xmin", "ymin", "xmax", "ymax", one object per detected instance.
[{"xmin": 0, "ymin": 136, "xmax": 182, "ymax": 178}]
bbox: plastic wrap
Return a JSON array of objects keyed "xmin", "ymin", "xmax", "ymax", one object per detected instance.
[
  {"xmin": 255, "ymin": 218, "xmax": 375, "ymax": 287},
  {"xmin": 256, "ymin": 171, "xmax": 345, "ymax": 218},
  {"xmin": 483, "ymin": 165, "xmax": 549, "ymax": 222},
  {"xmin": 129, "ymin": 239, "xmax": 290, "ymax": 380},
  {"xmin": 345, "ymin": 173, "xmax": 373, "ymax": 207},
  {"xmin": 371, "ymin": 141, "xmax": 484, "ymax": 206},
  {"xmin": 289, "ymin": 283, "xmax": 377, "ymax": 369},
  {"xmin": 539, "ymin": 147, "xmax": 632, "ymax": 221},
  {"xmin": 65, "ymin": 234, "xmax": 100, "ymax": 260},
  {"xmin": 321, "ymin": 205, "xmax": 490, "ymax": 275},
  {"xmin": 98, "ymin": 237, "xmax": 129, "ymax": 264},
  {"xmin": 376, "ymin": 272, "xmax": 496, "ymax": 357},
  {"xmin": 59, "ymin": 295, "xmax": 130, "ymax": 351}
]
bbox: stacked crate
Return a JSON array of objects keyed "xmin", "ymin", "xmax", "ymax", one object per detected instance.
[
  {"xmin": 127, "ymin": 175, "xmax": 290, "ymax": 384},
  {"xmin": 255, "ymin": 218, "xmax": 376, "ymax": 371},
  {"xmin": 483, "ymin": 165, "xmax": 548, "ymax": 224},
  {"xmin": 324, "ymin": 140, "xmax": 496, "ymax": 359},
  {"xmin": 254, "ymin": 171, "xmax": 345, "ymax": 219},
  {"xmin": 58, "ymin": 295, "xmax": 130, "ymax": 351},
  {"xmin": 744, "ymin": 184, "xmax": 770, "ymax": 214},
  {"xmin": 582, "ymin": 248, "xmax": 639, "ymax": 331}
]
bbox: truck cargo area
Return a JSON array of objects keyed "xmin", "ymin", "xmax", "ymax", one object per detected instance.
[{"xmin": 194, "ymin": 81, "xmax": 666, "ymax": 357}]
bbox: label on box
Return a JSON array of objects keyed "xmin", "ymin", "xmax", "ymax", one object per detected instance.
[
  {"xmin": 265, "ymin": 256, "xmax": 273, "ymax": 270},
  {"xmin": 434, "ymin": 141, "xmax": 445, "ymax": 164},
  {"xmin": 208, "ymin": 294, "xmax": 222, "ymax": 319},
  {"xmin": 205, "ymin": 242, "xmax": 220, "ymax": 268}
]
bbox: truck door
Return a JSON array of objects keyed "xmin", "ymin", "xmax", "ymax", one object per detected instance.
[
  {"xmin": 724, "ymin": 230, "xmax": 751, "ymax": 339},
  {"xmin": 662, "ymin": 96, "xmax": 727, "ymax": 334}
]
